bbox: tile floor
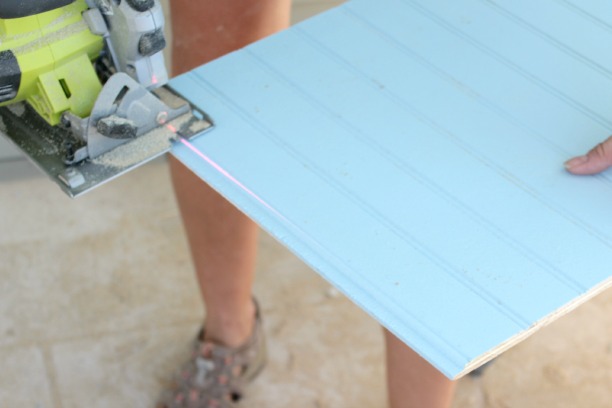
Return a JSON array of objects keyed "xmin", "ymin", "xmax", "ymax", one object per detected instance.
[{"xmin": 1, "ymin": 1, "xmax": 611, "ymax": 407}]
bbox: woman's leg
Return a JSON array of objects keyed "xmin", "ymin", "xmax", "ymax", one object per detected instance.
[
  {"xmin": 385, "ymin": 329, "xmax": 456, "ymax": 408},
  {"xmin": 168, "ymin": 0, "xmax": 291, "ymax": 347}
]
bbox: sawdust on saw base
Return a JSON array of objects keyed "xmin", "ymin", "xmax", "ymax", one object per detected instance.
[{"xmin": 91, "ymin": 113, "xmax": 192, "ymax": 168}]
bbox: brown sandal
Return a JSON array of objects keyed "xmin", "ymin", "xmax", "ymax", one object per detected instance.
[{"xmin": 159, "ymin": 302, "xmax": 267, "ymax": 408}]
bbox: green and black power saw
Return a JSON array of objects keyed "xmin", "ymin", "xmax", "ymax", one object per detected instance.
[{"xmin": 0, "ymin": 0, "xmax": 212, "ymax": 197}]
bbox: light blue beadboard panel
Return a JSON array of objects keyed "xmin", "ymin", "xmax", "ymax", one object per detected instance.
[
  {"xmin": 481, "ymin": 0, "xmax": 612, "ymax": 71},
  {"xmin": 341, "ymin": 0, "xmax": 612, "ymax": 156},
  {"xmin": 170, "ymin": 0, "xmax": 612, "ymax": 378},
  {"xmin": 404, "ymin": 0, "xmax": 612, "ymax": 127},
  {"xmin": 290, "ymin": 14, "xmax": 611, "ymax": 282},
  {"xmin": 171, "ymin": 71, "xmax": 519, "ymax": 377},
  {"xmin": 561, "ymin": 0, "xmax": 612, "ymax": 27},
  {"xmin": 295, "ymin": 5, "xmax": 612, "ymax": 285}
]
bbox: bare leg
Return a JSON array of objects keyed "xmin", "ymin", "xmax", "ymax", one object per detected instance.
[
  {"xmin": 385, "ymin": 329, "xmax": 456, "ymax": 408},
  {"xmin": 169, "ymin": 163, "xmax": 258, "ymax": 347},
  {"xmin": 170, "ymin": 0, "xmax": 292, "ymax": 76},
  {"xmin": 169, "ymin": 0, "xmax": 291, "ymax": 347}
]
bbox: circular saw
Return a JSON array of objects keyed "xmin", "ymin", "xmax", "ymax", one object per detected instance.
[{"xmin": 0, "ymin": 0, "xmax": 213, "ymax": 197}]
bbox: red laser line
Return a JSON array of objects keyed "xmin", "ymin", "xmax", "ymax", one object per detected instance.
[{"xmin": 178, "ymin": 138, "xmax": 289, "ymax": 222}]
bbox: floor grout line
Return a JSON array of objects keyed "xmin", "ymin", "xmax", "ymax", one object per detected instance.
[
  {"xmin": 41, "ymin": 343, "xmax": 64, "ymax": 408},
  {"xmin": 0, "ymin": 319, "xmax": 204, "ymax": 353}
]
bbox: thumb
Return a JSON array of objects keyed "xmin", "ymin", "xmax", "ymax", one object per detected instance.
[{"xmin": 565, "ymin": 136, "xmax": 612, "ymax": 175}]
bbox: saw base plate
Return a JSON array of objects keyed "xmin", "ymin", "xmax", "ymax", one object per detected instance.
[{"xmin": 0, "ymin": 85, "xmax": 213, "ymax": 198}]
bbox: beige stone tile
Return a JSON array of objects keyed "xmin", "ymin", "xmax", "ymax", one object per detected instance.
[
  {"xmin": 0, "ymin": 161, "xmax": 204, "ymax": 348},
  {"xmin": 51, "ymin": 279, "xmax": 385, "ymax": 408},
  {"xmin": 452, "ymin": 376, "xmax": 486, "ymax": 408},
  {"xmin": 0, "ymin": 346, "xmax": 55, "ymax": 407},
  {"xmin": 248, "ymin": 295, "xmax": 386, "ymax": 408},
  {"xmin": 0, "ymin": 158, "xmax": 175, "ymax": 244},
  {"xmin": 454, "ymin": 289, "xmax": 612, "ymax": 408},
  {"xmin": 1, "ymin": 159, "xmax": 384, "ymax": 407},
  {"xmin": 52, "ymin": 325, "xmax": 197, "ymax": 408},
  {"xmin": 253, "ymin": 236, "xmax": 385, "ymax": 407},
  {"xmin": 0, "ymin": 137, "xmax": 22, "ymax": 161},
  {"xmin": 46, "ymin": 230, "xmax": 384, "ymax": 407}
]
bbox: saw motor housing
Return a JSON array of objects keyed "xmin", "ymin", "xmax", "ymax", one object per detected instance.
[{"xmin": 0, "ymin": 0, "xmax": 104, "ymax": 125}]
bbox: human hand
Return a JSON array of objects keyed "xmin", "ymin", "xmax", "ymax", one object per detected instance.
[{"xmin": 565, "ymin": 136, "xmax": 612, "ymax": 175}]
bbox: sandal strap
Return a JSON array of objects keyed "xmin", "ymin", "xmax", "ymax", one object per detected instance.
[{"xmin": 159, "ymin": 300, "xmax": 266, "ymax": 408}]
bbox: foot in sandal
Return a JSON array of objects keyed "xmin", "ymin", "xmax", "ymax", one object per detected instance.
[{"xmin": 159, "ymin": 302, "xmax": 267, "ymax": 408}]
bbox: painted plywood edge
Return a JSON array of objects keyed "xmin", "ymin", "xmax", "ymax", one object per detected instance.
[{"xmin": 457, "ymin": 276, "xmax": 612, "ymax": 378}]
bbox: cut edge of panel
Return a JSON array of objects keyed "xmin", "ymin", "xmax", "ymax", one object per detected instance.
[{"xmin": 456, "ymin": 276, "xmax": 612, "ymax": 379}]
